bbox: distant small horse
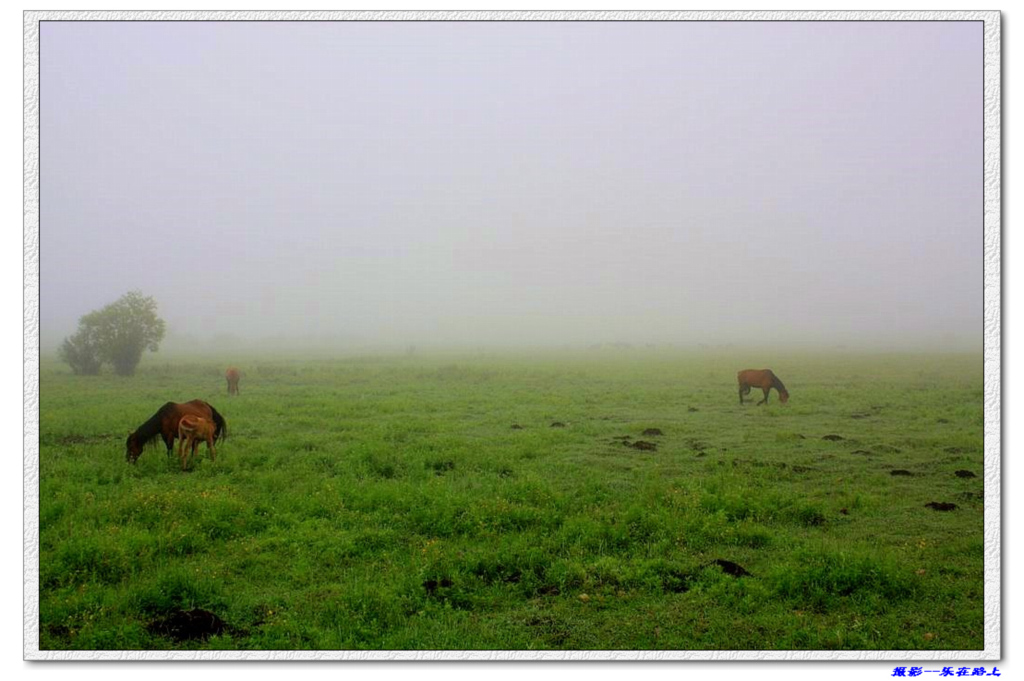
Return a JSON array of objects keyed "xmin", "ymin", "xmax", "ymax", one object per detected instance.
[
  {"xmin": 226, "ymin": 367, "xmax": 240, "ymax": 396},
  {"xmin": 738, "ymin": 369, "xmax": 789, "ymax": 405},
  {"xmin": 177, "ymin": 414, "xmax": 217, "ymax": 470},
  {"xmin": 126, "ymin": 399, "xmax": 227, "ymax": 463}
]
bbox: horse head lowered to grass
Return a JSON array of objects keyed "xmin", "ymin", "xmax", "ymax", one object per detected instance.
[
  {"xmin": 737, "ymin": 369, "xmax": 789, "ymax": 405},
  {"xmin": 126, "ymin": 399, "xmax": 226, "ymax": 463}
]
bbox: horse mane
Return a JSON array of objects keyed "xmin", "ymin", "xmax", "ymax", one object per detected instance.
[
  {"xmin": 131, "ymin": 401, "xmax": 178, "ymax": 448},
  {"xmin": 770, "ymin": 372, "xmax": 788, "ymax": 394}
]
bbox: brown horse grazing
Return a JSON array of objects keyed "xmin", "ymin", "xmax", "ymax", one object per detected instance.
[
  {"xmin": 177, "ymin": 414, "xmax": 217, "ymax": 470},
  {"xmin": 738, "ymin": 369, "xmax": 789, "ymax": 405},
  {"xmin": 225, "ymin": 367, "xmax": 240, "ymax": 396},
  {"xmin": 126, "ymin": 399, "xmax": 227, "ymax": 463}
]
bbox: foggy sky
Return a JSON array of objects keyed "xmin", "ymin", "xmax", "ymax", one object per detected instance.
[{"xmin": 39, "ymin": 20, "xmax": 983, "ymax": 351}]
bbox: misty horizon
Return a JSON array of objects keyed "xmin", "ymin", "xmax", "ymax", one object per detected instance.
[{"xmin": 40, "ymin": 20, "xmax": 983, "ymax": 354}]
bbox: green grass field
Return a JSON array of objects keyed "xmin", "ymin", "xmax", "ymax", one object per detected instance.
[{"xmin": 37, "ymin": 350, "xmax": 985, "ymax": 651}]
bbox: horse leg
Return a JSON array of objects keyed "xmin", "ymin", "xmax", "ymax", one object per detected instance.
[
  {"xmin": 758, "ymin": 387, "xmax": 769, "ymax": 405},
  {"xmin": 207, "ymin": 434, "xmax": 217, "ymax": 462}
]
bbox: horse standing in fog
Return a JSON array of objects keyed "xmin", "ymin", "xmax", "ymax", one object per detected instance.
[
  {"xmin": 226, "ymin": 367, "xmax": 240, "ymax": 396},
  {"xmin": 177, "ymin": 414, "xmax": 218, "ymax": 470},
  {"xmin": 737, "ymin": 369, "xmax": 789, "ymax": 405},
  {"xmin": 126, "ymin": 399, "xmax": 227, "ymax": 463}
]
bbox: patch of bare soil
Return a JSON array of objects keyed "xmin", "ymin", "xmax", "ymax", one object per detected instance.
[
  {"xmin": 147, "ymin": 608, "xmax": 226, "ymax": 642},
  {"xmin": 422, "ymin": 577, "xmax": 454, "ymax": 594},
  {"xmin": 709, "ymin": 559, "xmax": 752, "ymax": 578}
]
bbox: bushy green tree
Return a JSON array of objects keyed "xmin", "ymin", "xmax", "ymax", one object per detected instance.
[
  {"xmin": 58, "ymin": 327, "xmax": 102, "ymax": 375},
  {"xmin": 60, "ymin": 291, "xmax": 167, "ymax": 376}
]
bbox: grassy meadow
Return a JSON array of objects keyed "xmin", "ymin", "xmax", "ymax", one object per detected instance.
[{"xmin": 37, "ymin": 349, "xmax": 986, "ymax": 651}]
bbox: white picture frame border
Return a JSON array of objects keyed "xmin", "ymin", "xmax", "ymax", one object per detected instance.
[{"xmin": 23, "ymin": 9, "xmax": 1002, "ymax": 662}]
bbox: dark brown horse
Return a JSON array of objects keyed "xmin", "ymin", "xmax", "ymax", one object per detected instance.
[
  {"xmin": 225, "ymin": 367, "xmax": 240, "ymax": 396},
  {"xmin": 738, "ymin": 369, "xmax": 789, "ymax": 405},
  {"xmin": 126, "ymin": 399, "xmax": 227, "ymax": 463}
]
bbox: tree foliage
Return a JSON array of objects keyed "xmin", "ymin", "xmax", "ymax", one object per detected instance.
[
  {"xmin": 58, "ymin": 327, "xmax": 102, "ymax": 376},
  {"xmin": 60, "ymin": 291, "xmax": 167, "ymax": 376}
]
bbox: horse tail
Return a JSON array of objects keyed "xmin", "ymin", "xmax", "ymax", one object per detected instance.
[{"xmin": 208, "ymin": 404, "xmax": 228, "ymax": 442}]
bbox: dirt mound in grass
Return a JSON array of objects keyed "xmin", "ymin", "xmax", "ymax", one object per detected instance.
[
  {"xmin": 709, "ymin": 559, "xmax": 752, "ymax": 577},
  {"xmin": 890, "ymin": 469, "xmax": 914, "ymax": 476},
  {"xmin": 954, "ymin": 470, "xmax": 976, "ymax": 478},
  {"xmin": 925, "ymin": 502, "xmax": 958, "ymax": 511},
  {"xmin": 550, "ymin": 422, "xmax": 566, "ymax": 428},
  {"xmin": 147, "ymin": 608, "xmax": 226, "ymax": 642},
  {"xmin": 422, "ymin": 577, "xmax": 454, "ymax": 594},
  {"xmin": 822, "ymin": 434, "xmax": 845, "ymax": 441},
  {"xmin": 642, "ymin": 428, "xmax": 663, "ymax": 437},
  {"xmin": 630, "ymin": 441, "xmax": 658, "ymax": 451}
]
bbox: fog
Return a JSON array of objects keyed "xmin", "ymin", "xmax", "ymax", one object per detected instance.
[{"xmin": 40, "ymin": 20, "xmax": 982, "ymax": 354}]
